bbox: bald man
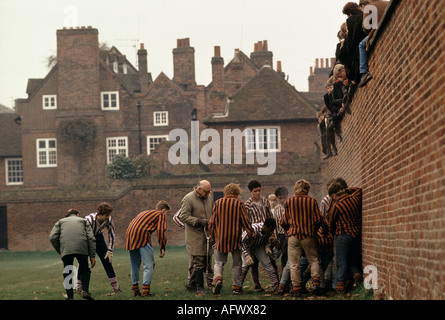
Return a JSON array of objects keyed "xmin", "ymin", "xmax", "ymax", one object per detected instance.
[{"xmin": 180, "ymin": 180, "xmax": 214, "ymax": 296}]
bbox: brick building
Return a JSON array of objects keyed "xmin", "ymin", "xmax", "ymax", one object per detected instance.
[{"xmin": 0, "ymin": 27, "xmax": 328, "ymax": 251}]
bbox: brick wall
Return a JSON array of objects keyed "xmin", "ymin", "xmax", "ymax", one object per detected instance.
[{"xmin": 328, "ymin": 0, "xmax": 445, "ymax": 300}]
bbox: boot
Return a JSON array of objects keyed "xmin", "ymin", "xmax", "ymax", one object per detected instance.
[
  {"xmin": 79, "ymin": 271, "xmax": 93, "ymax": 300},
  {"xmin": 194, "ymin": 270, "xmax": 206, "ymax": 296}
]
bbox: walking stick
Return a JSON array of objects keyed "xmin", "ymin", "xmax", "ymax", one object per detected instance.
[{"xmin": 204, "ymin": 227, "xmax": 210, "ymax": 279}]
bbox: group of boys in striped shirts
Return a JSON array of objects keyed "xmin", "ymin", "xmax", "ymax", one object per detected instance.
[
  {"xmin": 67, "ymin": 176, "xmax": 361, "ymax": 298},
  {"xmin": 168, "ymin": 177, "xmax": 363, "ymax": 297}
]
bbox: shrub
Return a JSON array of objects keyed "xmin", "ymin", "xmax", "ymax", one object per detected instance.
[{"xmin": 106, "ymin": 155, "xmax": 149, "ymax": 180}]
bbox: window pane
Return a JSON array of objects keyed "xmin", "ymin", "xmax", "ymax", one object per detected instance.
[
  {"xmin": 39, "ymin": 151, "xmax": 46, "ymax": 165},
  {"xmin": 257, "ymin": 129, "xmax": 266, "ymax": 150},
  {"xmin": 39, "ymin": 140, "xmax": 46, "ymax": 148},
  {"xmin": 48, "ymin": 140, "xmax": 56, "ymax": 148},
  {"xmin": 48, "ymin": 151, "xmax": 57, "ymax": 164},
  {"xmin": 103, "ymin": 95, "xmax": 109, "ymax": 108},
  {"xmin": 268, "ymin": 128, "xmax": 278, "ymax": 150}
]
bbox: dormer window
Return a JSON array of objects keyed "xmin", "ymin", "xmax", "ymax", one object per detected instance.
[{"xmin": 113, "ymin": 61, "xmax": 118, "ymax": 73}]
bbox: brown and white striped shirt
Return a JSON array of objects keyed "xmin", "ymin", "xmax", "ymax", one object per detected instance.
[
  {"xmin": 208, "ymin": 195, "xmax": 255, "ymax": 253},
  {"xmin": 244, "ymin": 197, "xmax": 272, "ymax": 224},
  {"xmin": 125, "ymin": 210, "xmax": 167, "ymax": 251},
  {"xmin": 328, "ymin": 188, "xmax": 362, "ymax": 238},
  {"xmin": 281, "ymin": 192, "xmax": 327, "ymax": 240}
]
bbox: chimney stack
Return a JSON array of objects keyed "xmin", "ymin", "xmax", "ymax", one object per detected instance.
[
  {"xmin": 173, "ymin": 37, "xmax": 196, "ymax": 91},
  {"xmin": 138, "ymin": 43, "xmax": 149, "ymax": 92},
  {"xmin": 250, "ymin": 40, "xmax": 273, "ymax": 69}
]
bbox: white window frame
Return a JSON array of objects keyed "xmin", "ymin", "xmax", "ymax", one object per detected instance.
[
  {"xmin": 36, "ymin": 138, "xmax": 57, "ymax": 168},
  {"xmin": 101, "ymin": 91, "xmax": 119, "ymax": 110},
  {"xmin": 153, "ymin": 111, "xmax": 168, "ymax": 126},
  {"xmin": 245, "ymin": 127, "xmax": 281, "ymax": 153},
  {"xmin": 5, "ymin": 158, "xmax": 23, "ymax": 185},
  {"xmin": 42, "ymin": 95, "xmax": 57, "ymax": 110},
  {"xmin": 106, "ymin": 136, "xmax": 128, "ymax": 164},
  {"xmin": 147, "ymin": 135, "xmax": 169, "ymax": 155}
]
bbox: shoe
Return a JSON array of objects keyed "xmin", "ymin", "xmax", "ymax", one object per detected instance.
[
  {"xmin": 353, "ymin": 273, "xmax": 363, "ymax": 287},
  {"xmin": 358, "ymin": 72, "xmax": 373, "ymax": 88},
  {"xmin": 337, "ymin": 134, "xmax": 343, "ymax": 143},
  {"xmin": 213, "ymin": 280, "xmax": 223, "ymax": 295},
  {"xmin": 82, "ymin": 292, "xmax": 94, "ymax": 300},
  {"xmin": 252, "ymin": 284, "xmax": 264, "ymax": 292},
  {"xmin": 323, "ymin": 153, "xmax": 332, "ymax": 160},
  {"xmin": 232, "ymin": 288, "xmax": 243, "ymax": 295},
  {"xmin": 195, "ymin": 287, "xmax": 206, "ymax": 297}
]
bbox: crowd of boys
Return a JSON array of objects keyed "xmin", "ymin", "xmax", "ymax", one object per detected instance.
[
  {"xmin": 318, "ymin": 0, "xmax": 389, "ymax": 160},
  {"xmin": 47, "ymin": 0, "xmax": 375, "ymax": 301}
]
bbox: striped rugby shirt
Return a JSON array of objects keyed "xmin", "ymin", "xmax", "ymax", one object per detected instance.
[
  {"xmin": 329, "ymin": 187, "xmax": 362, "ymax": 238},
  {"xmin": 244, "ymin": 197, "xmax": 272, "ymax": 224},
  {"xmin": 173, "ymin": 209, "xmax": 185, "ymax": 229},
  {"xmin": 281, "ymin": 192, "xmax": 327, "ymax": 240},
  {"xmin": 315, "ymin": 195, "xmax": 334, "ymax": 253},
  {"xmin": 85, "ymin": 212, "xmax": 115, "ymax": 252},
  {"xmin": 272, "ymin": 204, "xmax": 286, "ymax": 236},
  {"xmin": 208, "ymin": 195, "xmax": 255, "ymax": 253},
  {"xmin": 125, "ymin": 210, "xmax": 167, "ymax": 251}
]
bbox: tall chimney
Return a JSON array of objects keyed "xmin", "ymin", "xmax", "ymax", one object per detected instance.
[
  {"xmin": 138, "ymin": 43, "xmax": 149, "ymax": 92},
  {"xmin": 250, "ymin": 40, "xmax": 273, "ymax": 69},
  {"xmin": 210, "ymin": 45, "xmax": 227, "ymax": 114},
  {"xmin": 211, "ymin": 46, "xmax": 224, "ymax": 91},
  {"xmin": 172, "ymin": 37, "xmax": 196, "ymax": 91}
]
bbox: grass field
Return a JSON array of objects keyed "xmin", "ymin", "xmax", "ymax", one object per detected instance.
[{"xmin": 0, "ymin": 246, "xmax": 373, "ymax": 301}]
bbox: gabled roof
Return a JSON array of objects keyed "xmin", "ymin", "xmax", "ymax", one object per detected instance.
[
  {"xmin": 203, "ymin": 65, "xmax": 317, "ymax": 124},
  {"xmin": 145, "ymin": 72, "xmax": 186, "ymax": 99}
]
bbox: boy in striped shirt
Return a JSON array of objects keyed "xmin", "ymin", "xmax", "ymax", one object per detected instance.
[
  {"xmin": 208, "ymin": 183, "xmax": 255, "ymax": 295},
  {"xmin": 125, "ymin": 200, "xmax": 171, "ymax": 297},
  {"xmin": 243, "ymin": 180, "xmax": 276, "ymax": 292},
  {"xmin": 79, "ymin": 202, "xmax": 120, "ymax": 294},
  {"xmin": 328, "ymin": 182, "xmax": 362, "ymax": 294},
  {"xmin": 281, "ymin": 179, "xmax": 327, "ymax": 296}
]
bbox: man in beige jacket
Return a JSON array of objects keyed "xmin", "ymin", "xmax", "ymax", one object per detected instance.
[{"xmin": 180, "ymin": 180, "xmax": 214, "ymax": 296}]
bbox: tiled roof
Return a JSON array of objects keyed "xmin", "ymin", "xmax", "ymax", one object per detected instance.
[{"xmin": 204, "ymin": 65, "xmax": 317, "ymax": 124}]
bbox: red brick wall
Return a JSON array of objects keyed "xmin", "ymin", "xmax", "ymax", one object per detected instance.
[{"xmin": 328, "ymin": 0, "xmax": 445, "ymax": 300}]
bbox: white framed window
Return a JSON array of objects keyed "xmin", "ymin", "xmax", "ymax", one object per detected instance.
[
  {"xmin": 36, "ymin": 139, "xmax": 57, "ymax": 168},
  {"xmin": 153, "ymin": 111, "xmax": 168, "ymax": 126},
  {"xmin": 5, "ymin": 158, "xmax": 23, "ymax": 185},
  {"xmin": 101, "ymin": 91, "xmax": 119, "ymax": 110},
  {"xmin": 106, "ymin": 137, "xmax": 128, "ymax": 164},
  {"xmin": 42, "ymin": 95, "xmax": 57, "ymax": 110},
  {"xmin": 147, "ymin": 135, "xmax": 169, "ymax": 155},
  {"xmin": 245, "ymin": 127, "xmax": 280, "ymax": 152}
]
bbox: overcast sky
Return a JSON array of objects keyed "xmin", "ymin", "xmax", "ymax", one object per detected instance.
[{"xmin": 0, "ymin": 0, "xmax": 348, "ymax": 109}]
